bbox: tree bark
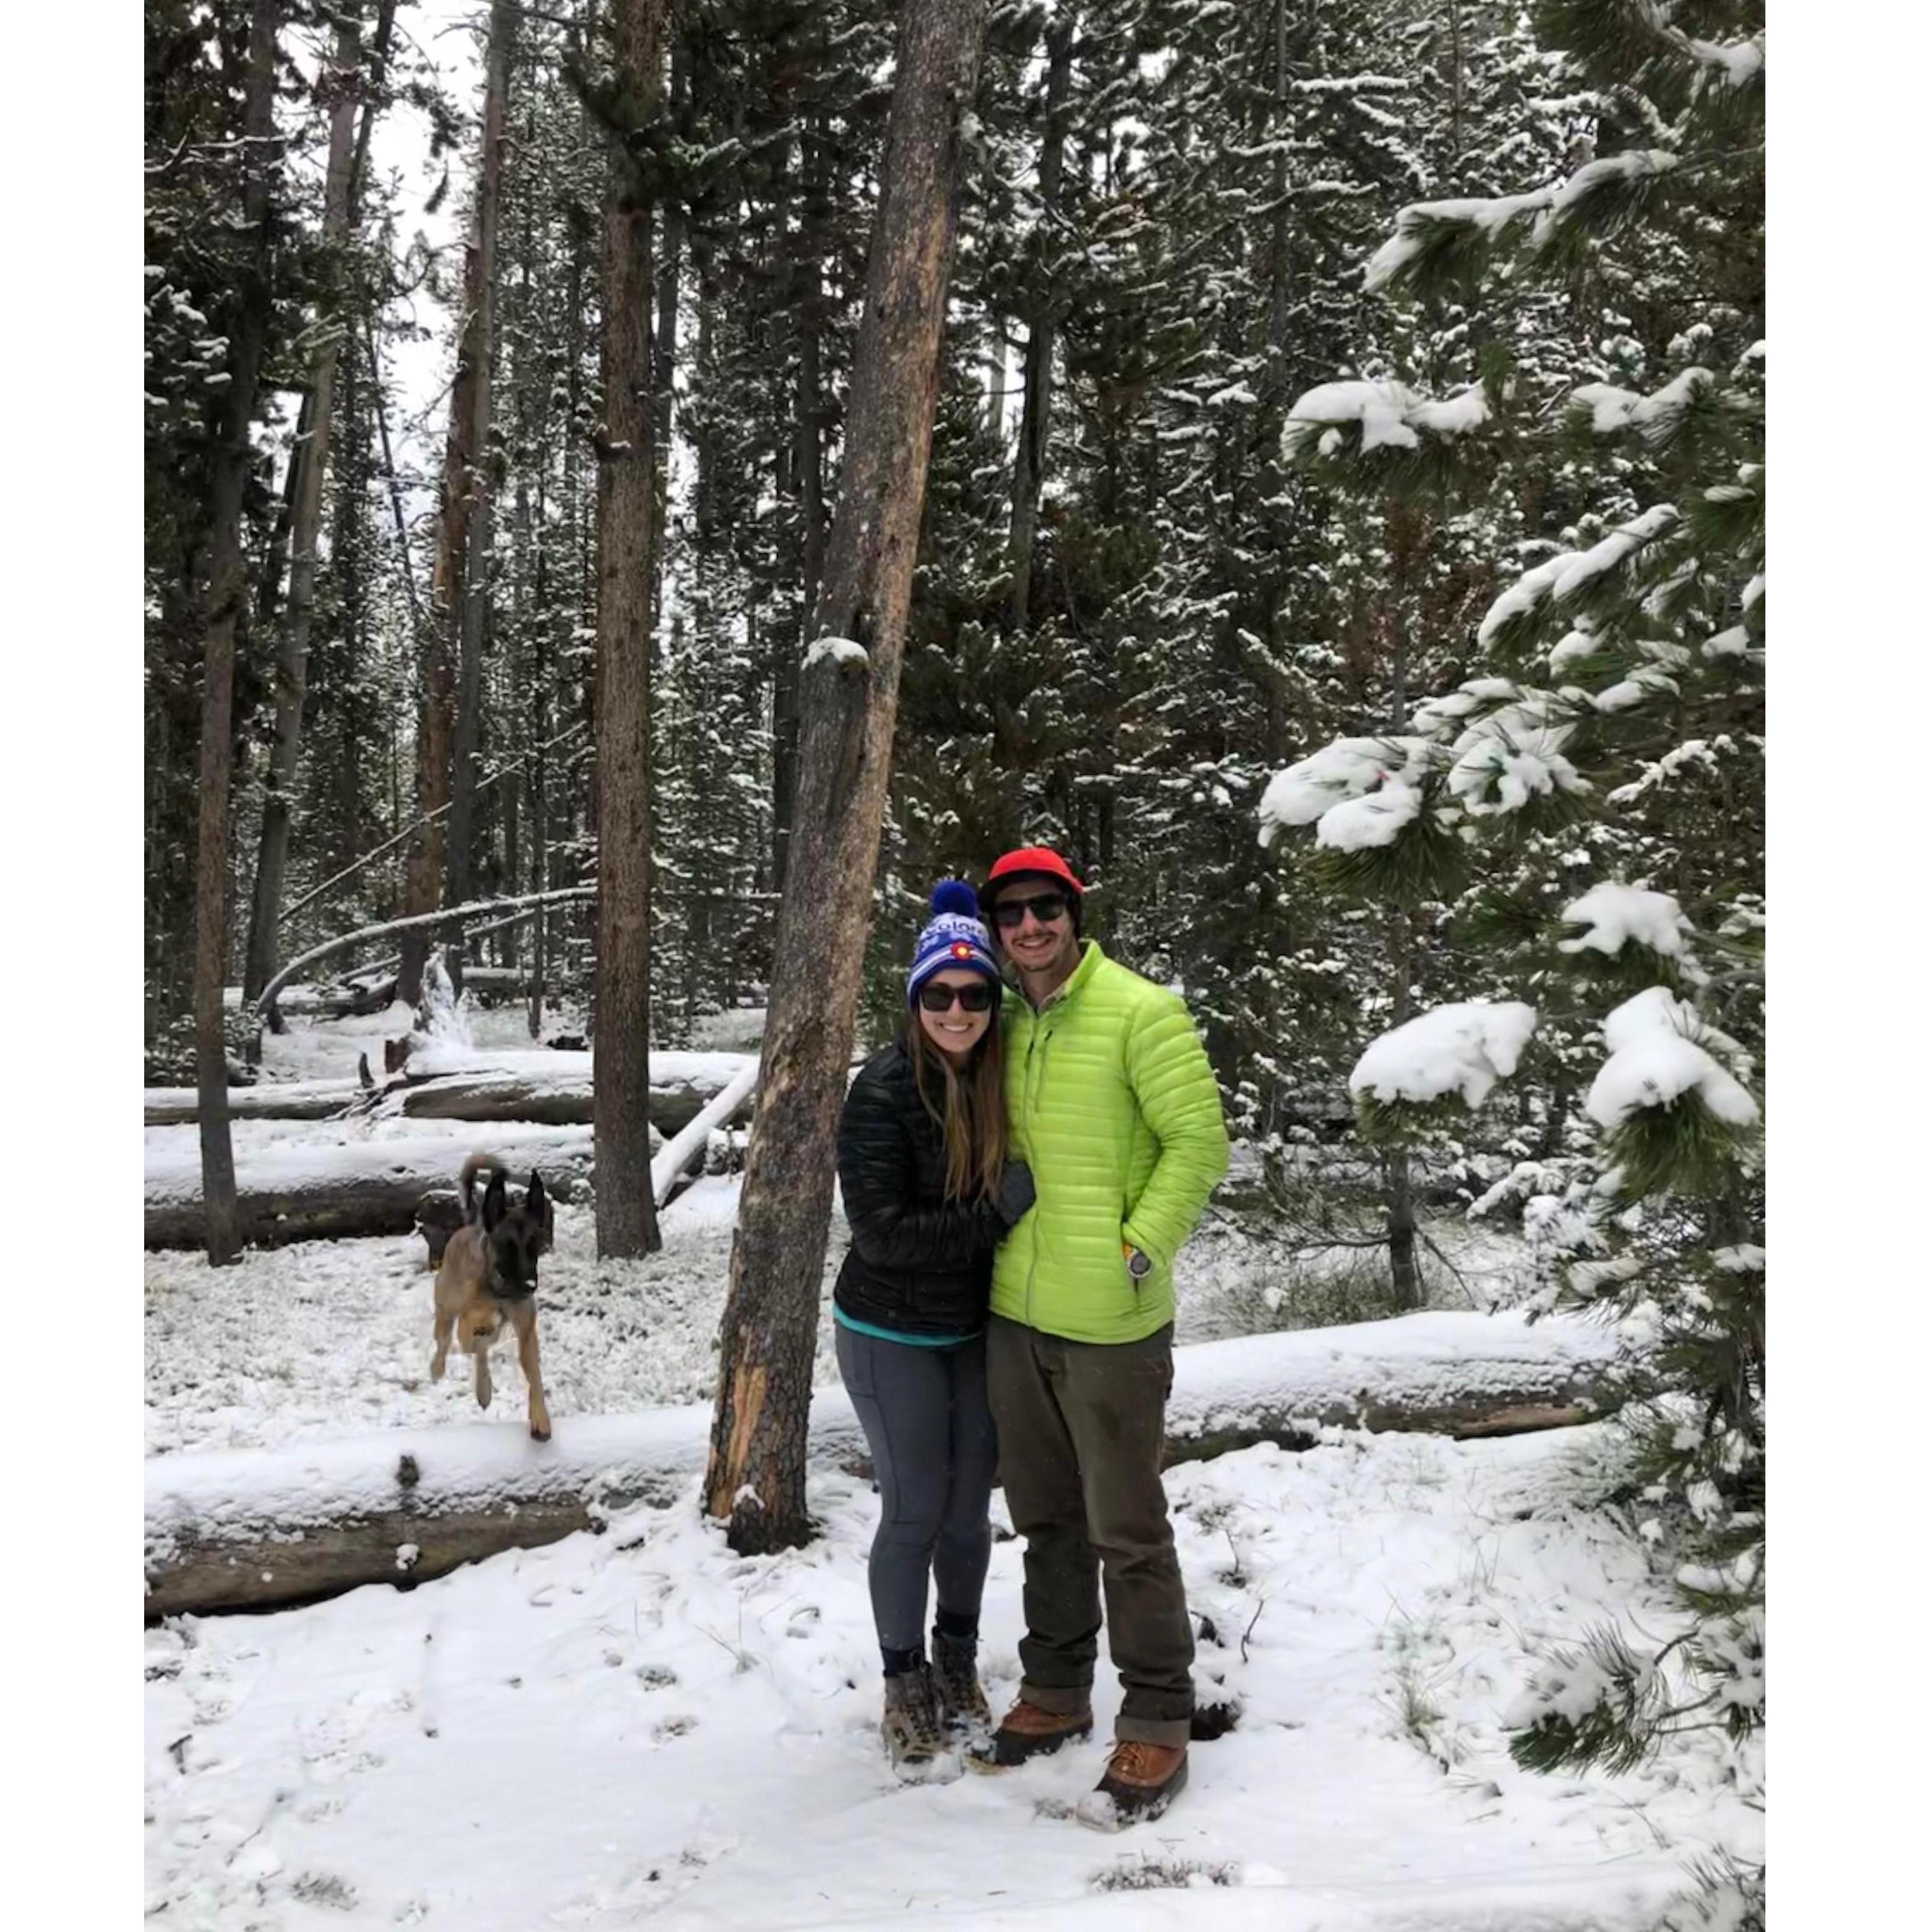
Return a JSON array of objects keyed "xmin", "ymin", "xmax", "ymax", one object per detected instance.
[
  {"xmin": 444, "ymin": 0, "xmax": 517, "ymax": 962},
  {"xmin": 593, "ymin": 0, "xmax": 672, "ymax": 1258},
  {"xmin": 191, "ymin": 0, "xmax": 281, "ymax": 1267},
  {"xmin": 243, "ymin": 6, "xmax": 367, "ymax": 1004},
  {"xmin": 705, "ymin": 0, "xmax": 990, "ymax": 1554},
  {"xmin": 772, "ymin": 118, "xmax": 829, "ymax": 898},
  {"xmin": 1006, "ymin": 9, "xmax": 1075, "ymax": 634}
]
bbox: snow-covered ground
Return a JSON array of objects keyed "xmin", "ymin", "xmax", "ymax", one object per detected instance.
[
  {"xmin": 146, "ymin": 1179, "xmax": 799, "ymax": 1456},
  {"xmin": 145, "ymin": 1424, "xmax": 1758, "ymax": 1928},
  {"xmin": 144, "ymin": 1007, "xmax": 1758, "ymax": 1923}
]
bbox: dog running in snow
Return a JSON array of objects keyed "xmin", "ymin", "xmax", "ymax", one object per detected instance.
[{"xmin": 431, "ymin": 1153, "xmax": 554, "ymax": 1440}]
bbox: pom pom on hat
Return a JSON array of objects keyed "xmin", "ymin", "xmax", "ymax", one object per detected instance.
[
  {"xmin": 929, "ymin": 878, "xmax": 980, "ymax": 920},
  {"xmin": 907, "ymin": 880, "xmax": 1002, "ymax": 1006}
]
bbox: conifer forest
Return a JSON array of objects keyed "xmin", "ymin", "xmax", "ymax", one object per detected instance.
[{"xmin": 143, "ymin": 2, "xmax": 1766, "ymax": 1923}]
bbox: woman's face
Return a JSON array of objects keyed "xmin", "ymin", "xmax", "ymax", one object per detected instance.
[{"xmin": 916, "ymin": 969, "xmax": 994, "ymax": 1061}]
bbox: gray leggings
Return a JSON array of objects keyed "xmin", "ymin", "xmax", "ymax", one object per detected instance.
[{"xmin": 834, "ymin": 1323, "xmax": 998, "ymax": 1657}]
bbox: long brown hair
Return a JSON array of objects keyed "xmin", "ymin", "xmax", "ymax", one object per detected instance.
[{"xmin": 905, "ymin": 1003, "xmax": 1007, "ymax": 1203}]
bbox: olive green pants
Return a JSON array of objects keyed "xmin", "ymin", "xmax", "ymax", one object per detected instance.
[{"xmin": 986, "ymin": 1313, "xmax": 1194, "ymax": 1748}]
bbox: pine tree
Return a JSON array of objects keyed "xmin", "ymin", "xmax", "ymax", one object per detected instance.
[{"xmin": 1259, "ymin": 5, "xmax": 1764, "ymax": 1915}]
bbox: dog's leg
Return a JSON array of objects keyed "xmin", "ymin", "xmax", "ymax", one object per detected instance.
[
  {"xmin": 513, "ymin": 1303, "xmax": 551, "ymax": 1443},
  {"xmin": 431, "ymin": 1308, "xmax": 454, "ymax": 1382},
  {"xmin": 472, "ymin": 1339, "xmax": 493, "ymax": 1410}
]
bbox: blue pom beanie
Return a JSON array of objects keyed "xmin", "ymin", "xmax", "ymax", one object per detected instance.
[{"xmin": 906, "ymin": 880, "xmax": 1003, "ymax": 1007}]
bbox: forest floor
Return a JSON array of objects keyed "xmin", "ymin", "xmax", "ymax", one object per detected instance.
[{"xmin": 144, "ymin": 1004, "xmax": 1759, "ymax": 1927}]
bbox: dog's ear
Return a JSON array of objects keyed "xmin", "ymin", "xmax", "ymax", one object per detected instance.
[
  {"xmin": 481, "ymin": 1165, "xmax": 509, "ymax": 1232},
  {"xmin": 524, "ymin": 1170, "xmax": 548, "ymax": 1225}
]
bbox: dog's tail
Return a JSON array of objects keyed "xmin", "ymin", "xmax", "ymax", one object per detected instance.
[{"xmin": 460, "ymin": 1152, "xmax": 508, "ymax": 1224}]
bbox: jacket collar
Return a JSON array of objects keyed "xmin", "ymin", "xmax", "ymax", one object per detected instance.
[{"xmin": 1007, "ymin": 938, "xmax": 1106, "ymax": 1017}]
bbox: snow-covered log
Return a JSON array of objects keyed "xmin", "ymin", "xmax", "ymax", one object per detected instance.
[
  {"xmin": 144, "ymin": 1051, "xmax": 754, "ymax": 1132},
  {"xmin": 144, "ymin": 1078, "xmax": 367, "ymax": 1126},
  {"xmin": 650, "ymin": 1060, "xmax": 760, "ymax": 1205},
  {"xmin": 144, "ymin": 1124, "xmax": 597, "ymax": 1250},
  {"xmin": 144, "ymin": 1312, "xmax": 1621, "ymax": 1615}
]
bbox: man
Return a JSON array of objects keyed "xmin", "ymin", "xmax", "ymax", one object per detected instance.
[{"xmin": 970, "ymin": 846, "xmax": 1229, "ymax": 1827}]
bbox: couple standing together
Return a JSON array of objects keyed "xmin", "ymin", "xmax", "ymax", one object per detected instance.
[{"xmin": 832, "ymin": 847, "xmax": 1229, "ymax": 1828}]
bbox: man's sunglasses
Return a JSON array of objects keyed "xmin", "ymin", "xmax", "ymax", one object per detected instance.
[
  {"xmin": 917, "ymin": 981, "xmax": 996, "ymax": 1013},
  {"xmin": 992, "ymin": 893, "xmax": 1070, "ymax": 930}
]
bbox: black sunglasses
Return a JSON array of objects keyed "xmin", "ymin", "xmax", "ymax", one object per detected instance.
[
  {"xmin": 917, "ymin": 981, "xmax": 995, "ymax": 1013},
  {"xmin": 992, "ymin": 893, "xmax": 1069, "ymax": 930}
]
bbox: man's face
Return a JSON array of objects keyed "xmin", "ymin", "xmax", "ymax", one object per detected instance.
[{"xmin": 990, "ymin": 880, "xmax": 1079, "ymax": 981}]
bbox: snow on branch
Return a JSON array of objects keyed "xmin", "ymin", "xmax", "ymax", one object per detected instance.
[
  {"xmin": 1365, "ymin": 149, "xmax": 1680, "ymax": 297},
  {"xmin": 1256, "ymin": 737, "xmax": 1436, "ymax": 850},
  {"xmin": 1570, "ymin": 366, "xmax": 1715, "ymax": 444},
  {"xmin": 1365, "ymin": 190, "xmax": 1553, "ymax": 292},
  {"xmin": 1558, "ymin": 883, "xmax": 1693, "ymax": 960},
  {"xmin": 1585, "ymin": 987, "xmax": 1758, "ymax": 1130},
  {"xmin": 1283, "ymin": 378, "xmax": 1490, "ymax": 460},
  {"xmin": 1477, "ymin": 505, "xmax": 1681, "ymax": 649},
  {"xmin": 1350, "ymin": 1001, "xmax": 1540, "ymax": 1111}
]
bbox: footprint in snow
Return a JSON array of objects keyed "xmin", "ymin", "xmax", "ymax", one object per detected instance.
[{"xmin": 652, "ymin": 1715, "xmax": 699, "ymax": 1742}]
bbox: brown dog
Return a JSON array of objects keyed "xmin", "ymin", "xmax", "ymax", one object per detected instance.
[{"xmin": 431, "ymin": 1154, "xmax": 554, "ymax": 1441}]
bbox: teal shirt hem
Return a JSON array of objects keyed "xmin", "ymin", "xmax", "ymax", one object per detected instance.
[{"xmin": 833, "ymin": 1305, "xmax": 982, "ymax": 1348}]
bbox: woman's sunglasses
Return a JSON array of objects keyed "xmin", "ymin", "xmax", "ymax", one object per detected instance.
[
  {"xmin": 992, "ymin": 893, "xmax": 1069, "ymax": 930},
  {"xmin": 917, "ymin": 981, "xmax": 995, "ymax": 1013}
]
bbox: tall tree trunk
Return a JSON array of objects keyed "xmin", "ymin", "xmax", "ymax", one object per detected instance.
[
  {"xmin": 649, "ymin": 40, "xmax": 685, "ymax": 641},
  {"xmin": 773, "ymin": 119, "xmax": 828, "ymax": 899},
  {"xmin": 401, "ymin": 3, "xmax": 509, "ymax": 1004},
  {"xmin": 1383, "ymin": 528, "xmax": 1422, "ymax": 1310},
  {"xmin": 1006, "ymin": 9, "xmax": 1075, "ymax": 633},
  {"xmin": 705, "ymin": 0, "xmax": 989, "ymax": 1554},
  {"xmin": 243, "ymin": 5, "xmax": 366, "ymax": 1004},
  {"xmin": 593, "ymin": 0, "xmax": 672, "ymax": 1258},
  {"xmin": 444, "ymin": 0, "xmax": 517, "ymax": 972},
  {"xmin": 193, "ymin": 0, "xmax": 281, "ymax": 1266}
]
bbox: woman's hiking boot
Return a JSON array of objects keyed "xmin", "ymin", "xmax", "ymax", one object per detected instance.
[
  {"xmin": 881, "ymin": 1664, "xmax": 956, "ymax": 1782},
  {"xmin": 966, "ymin": 1693, "xmax": 1093, "ymax": 1771},
  {"xmin": 1075, "ymin": 1740, "xmax": 1189, "ymax": 1830},
  {"xmin": 930, "ymin": 1630, "xmax": 991, "ymax": 1741}
]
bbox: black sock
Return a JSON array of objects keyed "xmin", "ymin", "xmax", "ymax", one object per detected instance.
[
  {"xmin": 933, "ymin": 1608, "xmax": 978, "ymax": 1645},
  {"xmin": 882, "ymin": 1644, "xmax": 923, "ymax": 1677}
]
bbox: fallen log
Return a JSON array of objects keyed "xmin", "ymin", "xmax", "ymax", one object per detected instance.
[
  {"xmin": 144, "ymin": 1124, "xmax": 596, "ymax": 1250},
  {"xmin": 143, "ymin": 1312, "xmax": 1623, "ymax": 1616},
  {"xmin": 650, "ymin": 1060, "xmax": 760, "ymax": 1206},
  {"xmin": 375, "ymin": 1050, "xmax": 749, "ymax": 1134},
  {"xmin": 145, "ymin": 1078, "xmax": 365, "ymax": 1126},
  {"xmin": 143, "ymin": 1051, "xmax": 753, "ymax": 1131}
]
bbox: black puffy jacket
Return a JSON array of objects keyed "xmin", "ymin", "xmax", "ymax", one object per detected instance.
[{"xmin": 834, "ymin": 1040, "xmax": 1007, "ymax": 1338}]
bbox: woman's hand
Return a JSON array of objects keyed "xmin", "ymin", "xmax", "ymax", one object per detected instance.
[{"xmin": 995, "ymin": 1159, "xmax": 1036, "ymax": 1227}]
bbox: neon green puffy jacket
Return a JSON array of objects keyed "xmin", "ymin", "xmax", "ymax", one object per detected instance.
[{"xmin": 993, "ymin": 941, "xmax": 1229, "ymax": 1344}]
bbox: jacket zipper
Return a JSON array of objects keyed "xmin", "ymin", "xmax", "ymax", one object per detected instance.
[{"xmin": 1023, "ymin": 1021, "xmax": 1052, "ymax": 1328}]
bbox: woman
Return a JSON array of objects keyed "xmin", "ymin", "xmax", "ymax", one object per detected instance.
[{"xmin": 834, "ymin": 880, "xmax": 1036, "ymax": 1778}]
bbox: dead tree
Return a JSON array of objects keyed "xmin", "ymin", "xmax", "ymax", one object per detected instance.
[{"xmin": 705, "ymin": 0, "xmax": 990, "ymax": 1553}]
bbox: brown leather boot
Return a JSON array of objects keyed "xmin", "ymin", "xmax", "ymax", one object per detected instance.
[
  {"xmin": 1076, "ymin": 1739, "xmax": 1189, "ymax": 1829},
  {"xmin": 967, "ymin": 1694, "xmax": 1094, "ymax": 1771}
]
